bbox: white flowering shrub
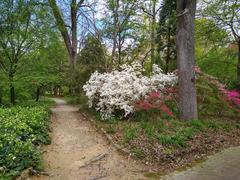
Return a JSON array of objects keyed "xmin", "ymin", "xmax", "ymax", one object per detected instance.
[{"xmin": 83, "ymin": 62, "xmax": 177, "ymax": 119}]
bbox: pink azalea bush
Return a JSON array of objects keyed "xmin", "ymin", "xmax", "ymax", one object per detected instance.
[
  {"xmin": 134, "ymin": 88, "xmax": 176, "ymax": 117},
  {"xmin": 221, "ymin": 88, "xmax": 240, "ymax": 107},
  {"xmin": 195, "ymin": 66, "xmax": 240, "ymax": 108}
]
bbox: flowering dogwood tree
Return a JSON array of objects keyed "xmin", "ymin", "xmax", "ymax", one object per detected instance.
[{"xmin": 83, "ymin": 62, "xmax": 177, "ymax": 119}]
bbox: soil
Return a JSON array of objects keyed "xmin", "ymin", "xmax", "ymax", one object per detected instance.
[{"xmin": 30, "ymin": 98, "xmax": 147, "ymax": 180}]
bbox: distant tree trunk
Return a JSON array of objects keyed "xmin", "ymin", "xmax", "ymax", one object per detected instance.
[
  {"xmin": 0, "ymin": 89, "xmax": 2, "ymax": 105},
  {"xmin": 53, "ymin": 86, "xmax": 58, "ymax": 96},
  {"xmin": 9, "ymin": 73, "xmax": 15, "ymax": 105},
  {"xmin": 165, "ymin": 26, "xmax": 171, "ymax": 73},
  {"xmin": 36, "ymin": 87, "xmax": 40, "ymax": 102},
  {"xmin": 10, "ymin": 86, "xmax": 15, "ymax": 105},
  {"xmin": 150, "ymin": 0, "xmax": 157, "ymax": 69},
  {"xmin": 176, "ymin": 0, "xmax": 198, "ymax": 120}
]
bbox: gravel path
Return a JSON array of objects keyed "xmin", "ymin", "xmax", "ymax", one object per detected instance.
[{"xmin": 31, "ymin": 98, "xmax": 146, "ymax": 180}]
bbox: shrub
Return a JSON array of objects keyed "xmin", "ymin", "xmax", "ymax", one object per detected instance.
[
  {"xmin": 83, "ymin": 62, "xmax": 177, "ymax": 119},
  {"xmin": 0, "ymin": 104, "xmax": 51, "ymax": 178}
]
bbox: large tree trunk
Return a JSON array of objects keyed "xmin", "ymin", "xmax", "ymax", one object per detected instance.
[{"xmin": 176, "ymin": 0, "xmax": 198, "ymax": 120}]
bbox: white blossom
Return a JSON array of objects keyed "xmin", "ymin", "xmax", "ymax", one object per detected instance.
[{"xmin": 83, "ymin": 62, "xmax": 177, "ymax": 120}]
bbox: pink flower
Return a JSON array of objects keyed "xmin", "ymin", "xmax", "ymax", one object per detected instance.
[
  {"xmin": 194, "ymin": 66, "xmax": 202, "ymax": 74},
  {"xmin": 149, "ymin": 91, "xmax": 161, "ymax": 98}
]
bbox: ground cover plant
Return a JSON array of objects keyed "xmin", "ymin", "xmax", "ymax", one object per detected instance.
[{"xmin": 0, "ymin": 100, "xmax": 53, "ymax": 179}]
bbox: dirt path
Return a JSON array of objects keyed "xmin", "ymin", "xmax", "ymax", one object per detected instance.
[{"xmin": 31, "ymin": 98, "xmax": 146, "ymax": 180}]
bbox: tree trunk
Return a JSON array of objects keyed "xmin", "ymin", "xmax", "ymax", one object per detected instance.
[
  {"xmin": 71, "ymin": 0, "xmax": 78, "ymax": 68},
  {"xmin": 48, "ymin": 0, "xmax": 79, "ymax": 71},
  {"xmin": 176, "ymin": 0, "xmax": 198, "ymax": 120},
  {"xmin": 53, "ymin": 86, "xmax": 58, "ymax": 96},
  {"xmin": 165, "ymin": 26, "xmax": 171, "ymax": 73},
  {"xmin": 9, "ymin": 73, "xmax": 15, "ymax": 105},
  {"xmin": 237, "ymin": 39, "xmax": 240, "ymax": 90},
  {"xmin": 150, "ymin": 0, "xmax": 157, "ymax": 69},
  {"xmin": 36, "ymin": 87, "xmax": 40, "ymax": 102},
  {"xmin": 0, "ymin": 89, "xmax": 2, "ymax": 105},
  {"xmin": 111, "ymin": 0, "xmax": 119, "ymax": 70},
  {"xmin": 10, "ymin": 86, "xmax": 15, "ymax": 105}
]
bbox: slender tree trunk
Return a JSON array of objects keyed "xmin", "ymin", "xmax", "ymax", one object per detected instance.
[
  {"xmin": 53, "ymin": 86, "xmax": 58, "ymax": 96},
  {"xmin": 237, "ymin": 39, "xmax": 240, "ymax": 90},
  {"xmin": 176, "ymin": 0, "xmax": 198, "ymax": 120},
  {"xmin": 151, "ymin": 0, "xmax": 157, "ymax": 69},
  {"xmin": 111, "ymin": 0, "xmax": 119, "ymax": 70},
  {"xmin": 48, "ymin": 0, "xmax": 80, "ymax": 74},
  {"xmin": 0, "ymin": 88, "xmax": 2, "ymax": 105},
  {"xmin": 118, "ymin": 36, "xmax": 122, "ymax": 67},
  {"xmin": 165, "ymin": 26, "xmax": 171, "ymax": 73},
  {"xmin": 71, "ymin": 1, "xmax": 78, "ymax": 68},
  {"xmin": 36, "ymin": 87, "xmax": 40, "ymax": 102},
  {"xmin": 9, "ymin": 74, "xmax": 15, "ymax": 105}
]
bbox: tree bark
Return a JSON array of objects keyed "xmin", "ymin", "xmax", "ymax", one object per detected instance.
[
  {"xmin": 36, "ymin": 87, "xmax": 40, "ymax": 102},
  {"xmin": 165, "ymin": 26, "xmax": 171, "ymax": 73},
  {"xmin": 71, "ymin": 0, "xmax": 78, "ymax": 67},
  {"xmin": 176, "ymin": 0, "xmax": 198, "ymax": 120},
  {"xmin": 48, "ymin": 0, "xmax": 79, "ymax": 70},
  {"xmin": 150, "ymin": 0, "xmax": 157, "ymax": 69},
  {"xmin": 0, "ymin": 89, "xmax": 2, "ymax": 105},
  {"xmin": 9, "ymin": 75, "xmax": 15, "ymax": 105},
  {"xmin": 111, "ymin": 0, "xmax": 119, "ymax": 70},
  {"xmin": 237, "ymin": 39, "xmax": 240, "ymax": 90}
]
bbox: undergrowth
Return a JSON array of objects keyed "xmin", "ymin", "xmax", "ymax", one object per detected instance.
[{"xmin": 0, "ymin": 99, "xmax": 53, "ymax": 179}]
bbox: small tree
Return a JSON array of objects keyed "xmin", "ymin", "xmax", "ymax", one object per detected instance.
[
  {"xmin": 202, "ymin": 0, "xmax": 240, "ymax": 89},
  {"xmin": 0, "ymin": 0, "xmax": 40, "ymax": 105},
  {"xmin": 176, "ymin": 0, "xmax": 198, "ymax": 120}
]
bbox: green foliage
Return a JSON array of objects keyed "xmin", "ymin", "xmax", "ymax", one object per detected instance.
[
  {"xmin": 198, "ymin": 0, "xmax": 240, "ymax": 87},
  {"xmin": 123, "ymin": 126, "xmax": 139, "ymax": 142},
  {"xmin": 73, "ymin": 35, "xmax": 106, "ymax": 92},
  {"xmin": 105, "ymin": 125, "xmax": 116, "ymax": 134},
  {"xmin": 157, "ymin": 0, "xmax": 177, "ymax": 72},
  {"xmin": 0, "ymin": 102, "xmax": 52, "ymax": 178},
  {"xmin": 196, "ymin": 76, "xmax": 239, "ymax": 118},
  {"xmin": 131, "ymin": 146, "xmax": 145, "ymax": 158}
]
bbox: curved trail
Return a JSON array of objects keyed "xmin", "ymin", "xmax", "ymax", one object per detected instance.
[{"xmin": 31, "ymin": 98, "xmax": 146, "ymax": 180}]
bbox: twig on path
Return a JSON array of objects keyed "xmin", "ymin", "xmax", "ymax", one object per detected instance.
[
  {"xmin": 79, "ymin": 153, "xmax": 108, "ymax": 168},
  {"xmin": 90, "ymin": 175, "xmax": 107, "ymax": 180}
]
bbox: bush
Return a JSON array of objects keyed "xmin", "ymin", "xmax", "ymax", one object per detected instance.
[
  {"xmin": 83, "ymin": 62, "xmax": 177, "ymax": 119},
  {"xmin": 0, "ymin": 103, "xmax": 51, "ymax": 179}
]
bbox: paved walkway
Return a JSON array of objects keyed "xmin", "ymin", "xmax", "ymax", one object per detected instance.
[{"xmin": 161, "ymin": 146, "xmax": 240, "ymax": 180}]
